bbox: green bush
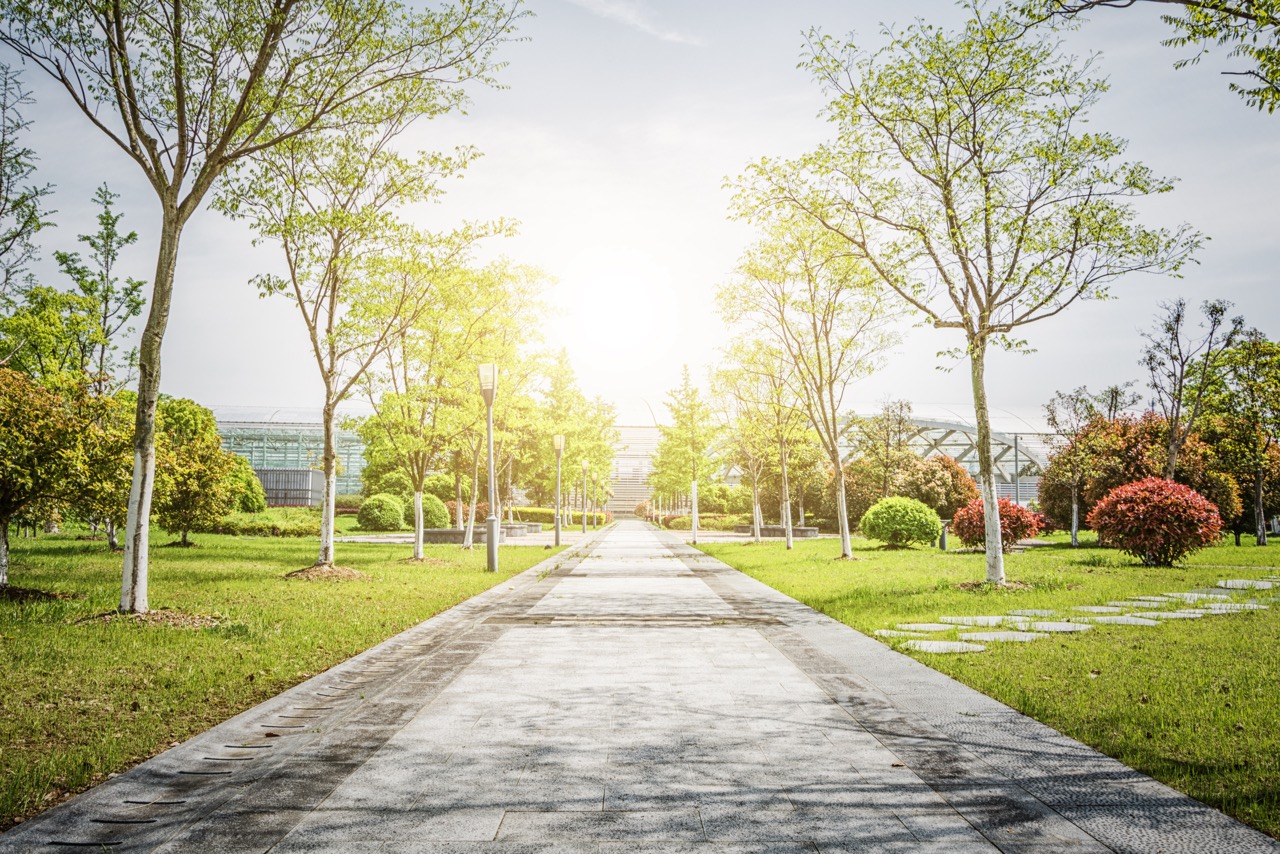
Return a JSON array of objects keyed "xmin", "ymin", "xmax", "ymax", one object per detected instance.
[
  {"xmin": 859, "ymin": 496, "xmax": 942, "ymax": 547},
  {"xmin": 335, "ymin": 494, "xmax": 362, "ymax": 511},
  {"xmin": 227, "ymin": 456, "xmax": 268, "ymax": 513},
  {"xmin": 422, "ymin": 473, "xmax": 468, "ymax": 503},
  {"xmin": 508, "ymin": 506, "xmax": 607, "ymax": 525},
  {"xmin": 362, "ymin": 469, "xmax": 413, "ymax": 504},
  {"xmin": 664, "ymin": 513, "xmax": 744, "ymax": 531},
  {"xmin": 404, "ymin": 493, "xmax": 450, "ymax": 528},
  {"xmin": 358, "ymin": 493, "xmax": 404, "ymax": 531}
]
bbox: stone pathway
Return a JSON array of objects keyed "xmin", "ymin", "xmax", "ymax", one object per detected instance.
[
  {"xmin": 890, "ymin": 576, "xmax": 1276, "ymax": 654},
  {"xmin": 4, "ymin": 521, "xmax": 1276, "ymax": 853}
]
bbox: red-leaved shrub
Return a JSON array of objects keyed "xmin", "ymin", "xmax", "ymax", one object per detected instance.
[
  {"xmin": 951, "ymin": 497, "xmax": 1042, "ymax": 552},
  {"xmin": 1086, "ymin": 477, "xmax": 1222, "ymax": 566}
]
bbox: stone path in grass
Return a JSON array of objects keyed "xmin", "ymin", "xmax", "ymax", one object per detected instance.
[
  {"xmin": 884, "ymin": 577, "xmax": 1278, "ymax": 654},
  {"xmin": 4, "ymin": 521, "xmax": 1277, "ymax": 853}
]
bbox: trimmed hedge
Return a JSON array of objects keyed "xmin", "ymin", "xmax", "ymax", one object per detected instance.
[
  {"xmin": 358, "ymin": 493, "xmax": 405, "ymax": 531},
  {"xmin": 859, "ymin": 497, "xmax": 942, "ymax": 547},
  {"xmin": 335, "ymin": 494, "xmax": 362, "ymax": 510},
  {"xmin": 1087, "ymin": 477, "xmax": 1223, "ymax": 566},
  {"xmin": 664, "ymin": 514, "xmax": 745, "ymax": 531},
  {"xmin": 200, "ymin": 509, "xmax": 320, "ymax": 538},
  {"xmin": 951, "ymin": 497, "xmax": 1041, "ymax": 552}
]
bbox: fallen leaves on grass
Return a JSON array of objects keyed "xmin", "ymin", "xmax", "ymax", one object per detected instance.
[
  {"xmin": 284, "ymin": 564, "xmax": 369, "ymax": 581},
  {"xmin": 956, "ymin": 579, "xmax": 1033, "ymax": 591},
  {"xmin": 75, "ymin": 609, "xmax": 225, "ymax": 629}
]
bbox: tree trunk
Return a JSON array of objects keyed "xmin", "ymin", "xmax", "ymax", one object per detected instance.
[
  {"xmin": 1255, "ymin": 469, "xmax": 1268, "ymax": 546},
  {"xmin": 781, "ymin": 443, "xmax": 793, "ymax": 550},
  {"xmin": 454, "ymin": 468, "xmax": 464, "ymax": 529},
  {"xmin": 751, "ymin": 480, "xmax": 761, "ymax": 544},
  {"xmin": 463, "ymin": 440, "xmax": 481, "ymax": 548},
  {"xmin": 969, "ymin": 339, "xmax": 1005, "ymax": 583},
  {"xmin": 107, "ymin": 519, "xmax": 118, "ymax": 550},
  {"xmin": 691, "ymin": 479, "xmax": 699, "ymax": 545},
  {"xmin": 1070, "ymin": 482, "xmax": 1080, "ymax": 548},
  {"xmin": 0, "ymin": 519, "xmax": 9, "ymax": 586},
  {"xmin": 120, "ymin": 206, "xmax": 183, "ymax": 614},
  {"xmin": 413, "ymin": 490, "xmax": 424, "ymax": 560},
  {"xmin": 798, "ymin": 490, "xmax": 805, "ymax": 528},
  {"xmin": 315, "ymin": 398, "xmax": 338, "ymax": 566},
  {"xmin": 834, "ymin": 463, "xmax": 852, "ymax": 558},
  {"xmin": 181, "ymin": 528, "xmax": 189, "ymax": 546}
]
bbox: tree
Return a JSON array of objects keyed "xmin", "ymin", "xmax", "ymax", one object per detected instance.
[
  {"xmin": 848, "ymin": 400, "xmax": 918, "ymax": 499},
  {"xmin": 357, "ymin": 258, "xmax": 537, "ymax": 558},
  {"xmin": 897, "ymin": 454, "xmax": 980, "ymax": 521},
  {"xmin": 719, "ymin": 215, "xmax": 897, "ymax": 559},
  {"xmin": 152, "ymin": 398, "xmax": 237, "ymax": 547},
  {"xmin": 712, "ymin": 358, "xmax": 774, "ymax": 542},
  {"xmin": 0, "ymin": 0, "xmax": 524, "ymax": 612},
  {"xmin": 73, "ymin": 391, "xmax": 136, "ymax": 548},
  {"xmin": 651, "ymin": 366, "xmax": 717, "ymax": 544},
  {"xmin": 741, "ymin": 5, "xmax": 1198, "ymax": 581},
  {"xmin": 219, "ymin": 117, "xmax": 492, "ymax": 569},
  {"xmin": 1142, "ymin": 298, "xmax": 1244, "ymax": 478},
  {"xmin": 1211, "ymin": 330, "xmax": 1280, "ymax": 543},
  {"xmin": 53, "ymin": 184, "xmax": 146, "ymax": 396},
  {"xmin": 1043, "ymin": 387, "xmax": 1108, "ymax": 545},
  {"xmin": 1021, "ymin": 0, "xmax": 1280, "ymax": 112},
  {"xmin": 0, "ymin": 64, "xmax": 51, "ymax": 301},
  {"xmin": 0, "ymin": 368, "xmax": 82, "ymax": 584}
]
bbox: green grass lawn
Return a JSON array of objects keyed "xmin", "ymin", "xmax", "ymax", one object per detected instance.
[
  {"xmin": 699, "ymin": 533, "xmax": 1280, "ymax": 839},
  {"xmin": 0, "ymin": 531, "xmax": 561, "ymax": 830}
]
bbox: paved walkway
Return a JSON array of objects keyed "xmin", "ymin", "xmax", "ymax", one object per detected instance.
[{"xmin": 6, "ymin": 521, "xmax": 1276, "ymax": 853}]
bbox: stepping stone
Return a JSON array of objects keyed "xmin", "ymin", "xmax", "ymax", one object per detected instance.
[
  {"xmin": 1218, "ymin": 579, "xmax": 1274, "ymax": 589},
  {"xmin": 940, "ymin": 615, "xmax": 1029, "ymax": 627},
  {"xmin": 1107, "ymin": 601, "xmax": 1150, "ymax": 608},
  {"xmin": 1080, "ymin": 615, "xmax": 1161, "ymax": 626},
  {"xmin": 1131, "ymin": 611, "xmax": 1203, "ymax": 620},
  {"xmin": 1073, "ymin": 606, "xmax": 1123, "ymax": 613},
  {"xmin": 1170, "ymin": 591, "xmax": 1230, "ymax": 600},
  {"xmin": 1030, "ymin": 621, "xmax": 1092, "ymax": 633},
  {"xmin": 958, "ymin": 631, "xmax": 1047, "ymax": 642},
  {"xmin": 903, "ymin": 640, "xmax": 986, "ymax": 653},
  {"xmin": 1133, "ymin": 595, "xmax": 1176, "ymax": 602},
  {"xmin": 1199, "ymin": 602, "xmax": 1268, "ymax": 612},
  {"xmin": 1009, "ymin": 609, "xmax": 1056, "ymax": 617},
  {"xmin": 896, "ymin": 623, "xmax": 956, "ymax": 632},
  {"xmin": 875, "ymin": 629, "xmax": 926, "ymax": 638}
]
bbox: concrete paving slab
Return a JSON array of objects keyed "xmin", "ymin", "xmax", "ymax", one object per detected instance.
[
  {"xmin": 1029, "ymin": 622, "xmax": 1092, "ymax": 633},
  {"xmin": 938, "ymin": 615, "xmax": 1030, "ymax": 627},
  {"xmin": 902, "ymin": 640, "xmax": 987, "ymax": 653},
  {"xmin": 3, "ymin": 521, "xmax": 1276, "ymax": 854},
  {"xmin": 1079, "ymin": 615, "xmax": 1162, "ymax": 626},
  {"xmin": 956, "ymin": 631, "xmax": 1048, "ymax": 642},
  {"xmin": 1220, "ymin": 579, "xmax": 1275, "ymax": 589}
]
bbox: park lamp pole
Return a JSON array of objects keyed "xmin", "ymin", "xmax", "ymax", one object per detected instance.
[
  {"xmin": 581, "ymin": 458, "xmax": 589, "ymax": 534},
  {"xmin": 553, "ymin": 434, "xmax": 564, "ymax": 547},
  {"xmin": 479, "ymin": 363, "xmax": 498, "ymax": 573}
]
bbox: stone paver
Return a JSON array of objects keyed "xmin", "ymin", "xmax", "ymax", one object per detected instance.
[{"xmin": 3, "ymin": 520, "xmax": 1276, "ymax": 854}]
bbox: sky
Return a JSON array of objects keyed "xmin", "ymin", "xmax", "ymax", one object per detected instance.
[{"xmin": 10, "ymin": 0, "xmax": 1279, "ymax": 433}]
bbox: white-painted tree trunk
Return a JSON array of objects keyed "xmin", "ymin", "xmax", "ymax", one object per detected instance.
[
  {"xmin": 780, "ymin": 443, "xmax": 793, "ymax": 550},
  {"xmin": 1070, "ymin": 483, "xmax": 1080, "ymax": 547},
  {"xmin": 969, "ymin": 342, "xmax": 1005, "ymax": 583},
  {"xmin": 0, "ymin": 521, "xmax": 9, "ymax": 586},
  {"xmin": 413, "ymin": 491, "xmax": 424, "ymax": 560},
  {"xmin": 691, "ymin": 479, "xmax": 699, "ymax": 545},
  {"xmin": 834, "ymin": 465, "xmax": 852, "ymax": 558}
]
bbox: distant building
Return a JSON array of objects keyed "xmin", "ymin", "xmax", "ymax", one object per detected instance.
[
  {"xmin": 217, "ymin": 415, "xmax": 366, "ymax": 497},
  {"xmin": 607, "ymin": 425, "xmax": 661, "ymax": 516}
]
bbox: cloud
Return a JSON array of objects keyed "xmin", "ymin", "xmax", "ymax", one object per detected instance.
[{"xmin": 560, "ymin": 0, "xmax": 705, "ymax": 46}]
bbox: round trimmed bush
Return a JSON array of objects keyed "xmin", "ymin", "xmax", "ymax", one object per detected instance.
[
  {"xmin": 403, "ymin": 492, "xmax": 450, "ymax": 528},
  {"xmin": 859, "ymin": 497, "xmax": 942, "ymax": 547},
  {"xmin": 951, "ymin": 497, "xmax": 1041, "ymax": 552},
  {"xmin": 1086, "ymin": 477, "xmax": 1222, "ymax": 566},
  {"xmin": 358, "ymin": 493, "xmax": 404, "ymax": 531}
]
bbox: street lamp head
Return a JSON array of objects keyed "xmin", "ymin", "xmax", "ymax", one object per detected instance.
[
  {"xmin": 581, "ymin": 458, "xmax": 589, "ymax": 474},
  {"xmin": 553, "ymin": 434, "xmax": 564, "ymax": 455},
  {"xmin": 478, "ymin": 363, "xmax": 498, "ymax": 405}
]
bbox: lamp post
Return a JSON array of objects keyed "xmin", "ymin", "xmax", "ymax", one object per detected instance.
[
  {"xmin": 581, "ymin": 459, "xmax": 589, "ymax": 534},
  {"xmin": 478, "ymin": 363, "xmax": 498, "ymax": 572},
  {"xmin": 553, "ymin": 434, "xmax": 564, "ymax": 547}
]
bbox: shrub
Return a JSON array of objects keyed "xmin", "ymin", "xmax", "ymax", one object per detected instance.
[
  {"xmin": 951, "ymin": 498, "xmax": 1041, "ymax": 552},
  {"xmin": 227, "ymin": 456, "xmax": 267, "ymax": 514},
  {"xmin": 358, "ymin": 493, "xmax": 404, "ymax": 531},
  {"xmin": 204, "ymin": 511, "xmax": 320, "ymax": 537},
  {"xmin": 664, "ymin": 513, "xmax": 743, "ymax": 531},
  {"xmin": 1086, "ymin": 478, "xmax": 1223, "ymax": 566},
  {"xmin": 445, "ymin": 500, "xmax": 488, "ymax": 522},
  {"xmin": 859, "ymin": 497, "xmax": 942, "ymax": 547},
  {"xmin": 898, "ymin": 454, "xmax": 979, "ymax": 520},
  {"xmin": 403, "ymin": 493, "xmax": 450, "ymax": 528},
  {"xmin": 422, "ymin": 473, "xmax": 466, "ymax": 503},
  {"xmin": 334, "ymin": 494, "xmax": 362, "ymax": 511}
]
